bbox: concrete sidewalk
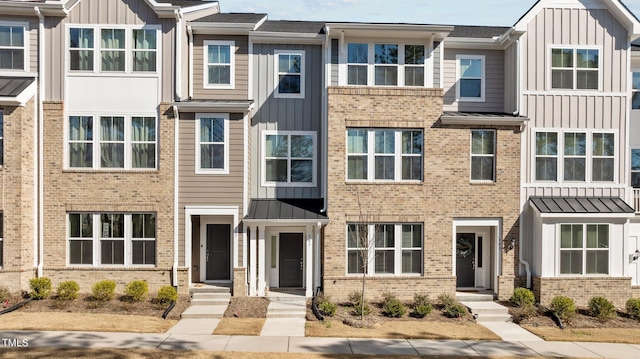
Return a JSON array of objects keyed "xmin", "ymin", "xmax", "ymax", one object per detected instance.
[{"xmin": 2, "ymin": 330, "xmax": 640, "ymax": 358}]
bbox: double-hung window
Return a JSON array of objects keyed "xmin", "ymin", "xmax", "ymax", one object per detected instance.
[
  {"xmin": 346, "ymin": 43, "xmax": 426, "ymax": 87},
  {"xmin": 560, "ymin": 224, "xmax": 609, "ymax": 275},
  {"xmin": 347, "ymin": 129, "xmax": 423, "ymax": 182},
  {"xmin": 196, "ymin": 114, "xmax": 228, "ymax": 174},
  {"xmin": 70, "ymin": 28, "xmax": 94, "ymax": 71},
  {"xmin": 263, "ymin": 131, "xmax": 316, "ymax": 186},
  {"xmin": 592, "ymin": 133, "xmax": 614, "ymax": 182},
  {"xmin": 0, "ymin": 23, "xmax": 26, "ymax": 70},
  {"xmin": 404, "ymin": 45, "xmax": 425, "ymax": 87},
  {"xmin": 101, "ymin": 29, "xmax": 125, "ymax": 72},
  {"xmin": 68, "ymin": 115, "xmax": 157, "ymax": 170},
  {"xmin": 132, "ymin": 29, "xmax": 157, "ymax": 72},
  {"xmin": 470, "ymin": 130, "xmax": 495, "ymax": 181},
  {"xmin": 551, "ymin": 47, "xmax": 599, "ymax": 90},
  {"xmin": 563, "ymin": 132, "xmax": 586, "ymax": 181},
  {"xmin": 347, "ymin": 223, "xmax": 423, "ymax": 275},
  {"xmin": 374, "ymin": 44, "xmax": 398, "ymax": 86},
  {"xmin": 457, "ymin": 55, "xmax": 485, "ymax": 101},
  {"xmin": 275, "ymin": 50, "xmax": 304, "ymax": 97},
  {"xmin": 535, "ymin": 132, "xmax": 559, "ymax": 181},
  {"xmin": 632, "ymin": 149, "xmax": 640, "ymax": 188},
  {"xmin": 205, "ymin": 41, "xmax": 234, "ymax": 88},
  {"xmin": 68, "ymin": 213, "xmax": 156, "ymax": 266},
  {"xmin": 347, "ymin": 43, "xmax": 368, "ymax": 85},
  {"xmin": 632, "ymin": 72, "xmax": 640, "ymax": 110}
]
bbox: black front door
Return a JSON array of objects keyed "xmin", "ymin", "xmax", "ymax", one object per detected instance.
[
  {"xmin": 206, "ymin": 224, "xmax": 231, "ymax": 280},
  {"xmin": 456, "ymin": 233, "xmax": 475, "ymax": 287},
  {"xmin": 279, "ymin": 233, "xmax": 303, "ymax": 287}
]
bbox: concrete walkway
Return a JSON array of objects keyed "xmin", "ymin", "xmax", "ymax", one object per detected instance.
[
  {"xmin": 260, "ymin": 293, "xmax": 307, "ymax": 337},
  {"xmin": 3, "ymin": 330, "xmax": 640, "ymax": 358}
]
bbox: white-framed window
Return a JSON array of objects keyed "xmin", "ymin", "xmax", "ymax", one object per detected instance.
[
  {"xmin": 0, "ymin": 22, "xmax": 27, "ymax": 71},
  {"xmin": 262, "ymin": 131, "xmax": 316, "ymax": 186},
  {"xmin": 456, "ymin": 54, "xmax": 485, "ymax": 102},
  {"xmin": 632, "ymin": 72, "xmax": 640, "ymax": 110},
  {"xmin": 347, "ymin": 223, "xmax": 423, "ymax": 275},
  {"xmin": 68, "ymin": 25, "xmax": 159, "ymax": 74},
  {"xmin": 559, "ymin": 224, "xmax": 609, "ymax": 275},
  {"xmin": 275, "ymin": 50, "xmax": 305, "ymax": 98},
  {"xmin": 632, "ymin": 149, "xmax": 640, "ymax": 188},
  {"xmin": 196, "ymin": 113, "xmax": 229, "ymax": 174},
  {"xmin": 204, "ymin": 40, "xmax": 234, "ymax": 88},
  {"xmin": 534, "ymin": 130, "xmax": 615, "ymax": 183},
  {"xmin": 345, "ymin": 42, "xmax": 426, "ymax": 87},
  {"xmin": 67, "ymin": 212, "xmax": 156, "ymax": 267},
  {"xmin": 550, "ymin": 47, "xmax": 599, "ymax": 90},
  {"xmin": 67, "ymin": 115, "xmax": 157, "ymax": 170},
  {"xmin": 346, "ymin": 128, "xmax": 423, "ymax": 182},
  {"xmin": 0, "ymin": 212, "xmax": 3, "ymax": 268},
  {"xmin": 471, "ymin": 130, "xmax": 495, "ymax": 181}
]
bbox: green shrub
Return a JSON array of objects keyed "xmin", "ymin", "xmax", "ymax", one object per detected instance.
[
  {"xmin": 317, "ymin": 296, "xmax": 337, "ymax": 317},
  {"xmin": 124, "ymin": 280, "xmax": 149, "ymax": 302},
  {"xmin": 381, "ymin": 293, "xmax": 406, "ymax": 318},
  {"xmin": 91, "ymin": 280, "xmax": 116, "ymax": 301},
  {"xmin": 29, "ymin": 277, "xmax": 52, "ymax": 300},
  {"xmin": 550, "ymin": 296, "xmax": 575, "ymax": 323},
  {"xmin": 347, "ymin": 291, "xmax": 363, "ymax": 306},
  {"xmin": 411, "ymin": 294, "xmax": 433, "ymax": 318},
  {"xmin": 626, "ymin": 298, "xmax": 640, "ymax": 319},
  {"xmin": 56, "ymin": 281, "xmax": 80, "ymax": 301},
  {"xmin": 510, "ymin": 288, "xmax": 535, "ymax": 308},
  {"xmin": 444, "ymin": 304, "xmax": 468, "ymax": 318},
  {"xmin": 0, "ymin": 286, "xmax": 9, "ymax": 302},
  {"xmin": 437, "ymin": 293, "xmax": 456, "ymax": 309},
  {"xmin": 351, "ymin": 301, "xmax": 371, "ymax": 317},
  {"xmin": 588, "ymin": 297, "xmax": 616, "ymax": 322},
  {"xmin": 156, "ymin": 286, "xmax": 178, "ymax": 304}
]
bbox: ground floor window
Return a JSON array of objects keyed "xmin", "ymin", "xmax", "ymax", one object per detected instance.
[
  {"xmin": 347, "ymin": 223, "xmax": 422, "ymax": 275},
  {"xmin": 559, "ymin": 223, "xmax": 608, "ymax": 275},
  {"xmin": 68, "ymin": 212, "xmax": 156, "ymax": 266},
  {"xmin": 0, "ymin": 213, "xmax": 3, "ymax": 267}
]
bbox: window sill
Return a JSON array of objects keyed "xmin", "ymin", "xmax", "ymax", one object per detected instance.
[
  {"xmin": 204, "ymin": 84, "xmax": 235, "ymax": 90},
  {"xmin": 262, "ymin": 182, "xmax": 317, "ymax": 188},
  {"xmin": 345, "ymin": 274, "xmax": 424, "ymax": 278},
  {"xmin": 63, "ymin": 169, "xmax": 159, "ymax": 174},
  {"xmin": 345, "ymin": 181, "xmax": 422, "ymax": 185},
  {"xmin": 67, "ymin": 72, "xmax": 160, "ymax": 78},
  {"xmin": 470, "ymin": 181, "xmax": 496, "ymax": 185}
]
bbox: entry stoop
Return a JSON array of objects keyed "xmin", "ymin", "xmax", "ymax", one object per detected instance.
[
  {"xmin": 181, "ymin": 284, "xmax": 231, "ymax": 319},
  {"xmin": 459, "ymin": 301, "xmax": 512, "ymax": 323}
]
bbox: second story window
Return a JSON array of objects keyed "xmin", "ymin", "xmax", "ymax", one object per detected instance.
[
  {"xmin": 404, "ymin": 45, "xmax": 425, "ymax": 87},
  {"xmin": 348, "ymin": 43, "xmax": 368, "ymax": 85},
  {"xmin": 275, "ymin": 50, "xmax": 305, "ymax": 98},
  {"xmin": 633, "ymin": 72, "xmax": 640, "ymax": 110},
  {"xmin": 101, "ymin": 29, "xmax": 125, "ymax": 72},
  {"xmin": 196, "ymin": 113, "xmax": 228, "ymax": 174},
  {"xmin": 262, "ymin": 131, "xmax": 316, "ymax": 186},
  {"xmin": 205, "ymin": 41, "xmax": 234, "ymax": 88},
  {"xmin": 133, "ymin": 29, "xmax": 157, "ymax": 72},
  {"xmin": 551, "ymin": 48, "xmax": 599, "ymax": 90},
  {"xmin": 374, "ymin": 44, "xmax": 398, "ymax": 86},
  {"xmin": 346, "ymin": 43, "xmax": 426, "ymax": 87},
  {"xmin": 471, "ymin": 130, "xmax": 495, "ymax": 181},
  {"xmin": 0, "ymin": 24, "xmax": 25, "ymax": 70},
  {"xmin": 70, "ymin": 28, "xmax": 94, "ymax": 71},
  {"xmin": 457, "ymin": 55, "xmax": 485, "ymax": 101}
]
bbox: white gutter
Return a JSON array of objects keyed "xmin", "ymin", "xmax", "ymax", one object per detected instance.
[
  {"xmin": 35, "ymin": 6, "xmax": 45, "ymax": 278},
  {"xmin": 187, "ymin": 26, "xmax": 193, "ymax": 99},
  {"xmin": 172, "ymin": 105, "xmax": 180, "ymax": 286},
  {"xmin": 321, "ymin": 27, "xmax": 329, "ymax": 214},
  {"xmin": 174, "ymin": 9, "xmax": 183, "ymax": 101},
  {"xmin": 516, "ymin": 37, "xmax": 531, "ymax": 288}
]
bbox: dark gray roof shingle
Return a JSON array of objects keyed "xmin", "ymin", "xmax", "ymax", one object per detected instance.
[
  {"xmin": 155, "ymin": 0, "xmax": 216, "ymax": 7},
  {"xmin": 449, "ymin": 26, "xmax": 511, "ymax": 38},
  {"xmin": 0, "ymin": 77, "xmax": 35, "ymax": 97},
  {"xmin": 244, "ymin": 199, "xmax": 327, "ymax": 221},
  {"xmin": 256, "ymin": 20, "xmax": 325, "ymax": 34},
  {"xmin": 530, "ymin": 197, "xmax": 635, "ymax": 214},
  {"xmin": 192, "ymin": 13, "xmax": 266, "ymax": 23}
]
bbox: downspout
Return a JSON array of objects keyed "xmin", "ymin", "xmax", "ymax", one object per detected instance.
[
  {"xmin": 35, "ymin": 6, "xmax": 45, "ymax": 278},
  {"xmin": 174, "ymin": 9, "xmax": 183, "ymax": 101},
  {"xmin": 187, "ymin": 26, "xmax": 193, "ymax": 99},
  {"xmin": 321, "ymin": 27, "xmax": 329, "ymax": 214},
  {"xmin": 172, "ymin": 105, "xmax": 180, "ymax": 286}
]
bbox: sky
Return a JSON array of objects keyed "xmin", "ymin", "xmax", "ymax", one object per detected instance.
[{"xmin": 219, "ymin": 0, "xmax": 640, "ymax": 27}]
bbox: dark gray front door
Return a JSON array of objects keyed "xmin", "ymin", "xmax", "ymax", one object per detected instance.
[
  {"xmin": 206, "ymin": 224, "xmax": 231, "ymax": 280},
  {"xmin": 279, "ymin": 233, "xmax": 303, "ymax": 287},
  {"xmin": 456, "ymin": 233, "xmax": 475, "ymax": 287}
]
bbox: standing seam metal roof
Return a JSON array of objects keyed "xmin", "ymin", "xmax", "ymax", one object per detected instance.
[{"xmin": 529, "ymin": 197, "xmax": 635, "ymax": 214}]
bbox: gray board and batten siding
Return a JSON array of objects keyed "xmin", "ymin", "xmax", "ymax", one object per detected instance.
[{"xmin": 251, "ymin": 43, "xmax": 324, "ymax": 199}]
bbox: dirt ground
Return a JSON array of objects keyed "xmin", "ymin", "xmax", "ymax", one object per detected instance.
[
  {"xmin": 223, "ymin": 297, "xmax": 270, "ymax": 318},
  {"xmin": 506, "ymin": 303, "xmax": 640, "ymax": 329}
]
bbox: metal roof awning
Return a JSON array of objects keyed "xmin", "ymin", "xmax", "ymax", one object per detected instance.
[
  {"xmin": 440, "ymin": 111, "xmax": 529, "ymax": 126},
  {"xmin": 0, "ymin": 76, "xmax": 36, "ymax": 106},
  {"xmin": 244, "ymin": 199, "xmax": 328, "ymax": 224},
  {"xmin": 529, "ymin": 196, "xmax": 635, "ymax": 218},
  {"xmin": 172, "ymin": 99, "xmax": 254, "ymax": 113}
]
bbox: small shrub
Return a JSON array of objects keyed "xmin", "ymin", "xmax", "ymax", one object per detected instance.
[
  {"xmin": 588, "ymin": 296, "xmax": 616, "ymax": 322},
  {"xmin": 351, "ymin": 301, "xmax": 371, "ymax": 317},
  {"xmin": 347, "ymin": 291, "xmax": 363, "ymax": 305},
  {"xmin": 444, "ymin": 304, "xmax": 468, "ymax": 318},
  {"xmin": 124, "ymin": 280, "xmax": 149, "ymax": 302},
  {"xmin": 317, "ymin": 296, "xmax": 337, "ymax": 317},
  {"xmin": 550, "ymin": 296, "xmax": 575, "ymax": 323},
  {"xmin": 411, "ymin": 294, "xmax": 433, "ymax": 318},
  {"xmin": 381, "ymin": 294, "xmax": 406, "ymax": 318},
  {"xmin": 0, "ymin": 286, "xmax": 9, "ymax": 302},
  {"xmin": 510, "ymin": 288, "xmax": 535, "ymax": 308},
  {"xmin": 56, "ymin": 281, "xmax": 80, "ymax": 301},
  {"xmin": 626, "ymin": 298, "xmax": 640, "ymax": 319},
  {"xmin": 29, "ymin": 277, "xmax": 52, "ymax": 300},
  {"xmin": 156, "ymin": 285, "xmax": 178, "ymax": 304},
  {"xmin": 437, "ymin": 293, "xmax": 456, "ymax": 309},
  {"xmin": 91, "ymin": 280, "xmax": 116, "ymax": 301}
]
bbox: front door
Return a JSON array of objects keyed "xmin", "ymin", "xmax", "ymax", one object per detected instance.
[
  {"xmin": 279, "ymin": 233, "xmax": 303, "ymax": 287},
  {"xmin": 206, "ymin": 224, "xmax": 231, "ymax": 280},
  {"xmin": 456, "ymin": 233, "xmax": 475, "ymax": 287}
]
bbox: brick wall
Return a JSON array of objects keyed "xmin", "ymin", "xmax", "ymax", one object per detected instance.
[
  {"xmin": 533, "ymin": 277, "xmax": 632, "ymax": 307},
  {"xmin": 323, "ymin": 86, "xmax": 521, "ymax": 301}
]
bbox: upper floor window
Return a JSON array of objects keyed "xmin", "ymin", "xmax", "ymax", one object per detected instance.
[
  {"xmin": 633, "ymin": 72, "xmax": 640, "ymax": 110},
  {"xmin": 275, "ymin": 50, "xmax": 305, "ymax": 98},
  {"xmin": 346, "ymin": 43, "xmax": 426, "ymax": 87},
  {"xmin": 551, "ymin": 48, "xmax": 599, "ymax": 90},
  {"xmin": 101, "ymin": 29, "xmax": 125, "ymax": 71},
  {"xmin": 559, "ymin": 224, "xmax": 608, "ymax": 275},
  {"xmin": 196, "ymin": 113, "xmax": 229, "ymax": 174},
  {"xmin": 456, "ymin": 55, "xmax": 485, "ymax": 101},
  {"xmin": 632, "ymin": 149, "xmax": 640, "ymax": 188},
  {"xmin": 262, "ymin": 131, "xmax": 316, "ymax": 186},
  {"xmin": 534, "ymin": 130, "xmax": 615, "ymax": 183},
  {"xmin": 347, "ymin": 128, "xmax": 423, "ymax": 182},
  {"xmin": 133, "ymin": 29, "xmax": 157, "ymax": 72},
  {"xmin": 70, "ymin": 28, "xmax": 94, "ymax": 71},
  {"xmin": 68, "ymin": 115, "xmax": 157, "ymax": 170},
  {"xmin": 0, "ymin": 23, "xmax": 26, "ymax": 70},
  {"xmin": 205, "ymin": 41, "xmax": 234, "ymax": 88},
  {"xmin": 471, "ymin": 130, "xmax": 495, "ymax": 182}
]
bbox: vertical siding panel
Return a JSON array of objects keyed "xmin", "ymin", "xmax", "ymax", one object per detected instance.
[
  {"xmin": 536, "ymin": 11, "xmax": 545, "ymax": 90},
  {"xmin": 571, "ymin": 9, "xmax": 579, "ymax": 44},
  {"xmin": 553, "ymin": 8, "xmax": 562, "ymax": 44}
]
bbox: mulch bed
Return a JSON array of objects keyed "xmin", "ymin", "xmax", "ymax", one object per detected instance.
[{"xmin": 223, "ymin": 297, "xmax": 270, "ymax": 318}]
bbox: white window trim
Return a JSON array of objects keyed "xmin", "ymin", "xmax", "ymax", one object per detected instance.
[
  {"xmin": 547, "ymin": 45, "xmax": 602, "ymax": 92},
  {"xmin": 274, "ymin": 49, "xmax": 305, "ymax": 99},
  {"xmin": 261, "ymin": 130, "xmax": 317, "ymax": 187},
  {"xmin": 340, "ymin": 41, "xmax": 428, "ymax": 87},
  {"xmin": 65, "ymin": 113, "xmax": 158, "ymax": 171},
  {"xmin": 456, "ymin": 54, "xmax": 485, "ymax": 102},
  {"xmin": 556, "ymin": 223, "xmax": 610, "ymax": 277},
  {"xmin": 632, "ymin": 69, "xmax": 640, "ymax": 110},
  {"xmin": 0, "ymin": 21, "xmax": 29, "ymax": 73},
  {"xmin": 345, "ymin": 223, "xmax": 423, "ymax": 276},
  {"xmin": 195, "ymin": 113, "xmax": 230, "ymax": 175},
  {"xmin": 203, "ymin": 40, "xmax": 235, "ymax": 89},
  {"xmin": 66, "ymin": 213, "xmax": 157, "ymax": 268},
  {"xmin": 532, "ymin": 128, "xmax": 617, "ymax": 184},
  {"xmin": 345, "ymin": 128, "xmax": 423, "ymax": 183},
  {"xmin": 66, "ymin": 24, "xmax": 161, "ymax": 76},
  {"xmin": 470, "ymin": 129, "xmax": 496, "ymax": 183}
]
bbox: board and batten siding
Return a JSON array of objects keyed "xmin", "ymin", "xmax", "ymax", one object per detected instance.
[
  {"xmin": 177, "ymin": 112, "xmax": 245, "ymax": 266},
  {"xmin": 192, "ymin": 35, "xmax": 250, "ymax": 100},
  {"xmin": 442, "ymin": 48, "xmax": 505, "ymax": 112},
  {"xmin": 433, "ymin": 41, "xmax": 441, "ymax": 88},
  {"xmin": 251, "ymin": 43, "xmax": 323, "ymax": 199},
  {"xmin": 43, "ymin": 0, "xmax": 175, "ymax": 102}
]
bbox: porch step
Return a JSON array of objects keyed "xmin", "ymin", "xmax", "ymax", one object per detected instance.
[
  {"xmin": 456, "ymin": 292, "xmax": 495, "ymax": 302},
  {"xmin": 189, "ymin": 285, "xmax": 231, "ymax": 295},
  {"xmin": 180, "ymin": 305, "xmax": 228, "ymax": 319},
  {"xmin": 460, "ymin": 301, "xmax": 512, "ymax": 323},
  {"xmin": 265, "ymin": 297, "xmax": 307, "ymax": 319},
  {"xmin": 182, "ymin": 285, "xmax": 231, "ymax": 319}
]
